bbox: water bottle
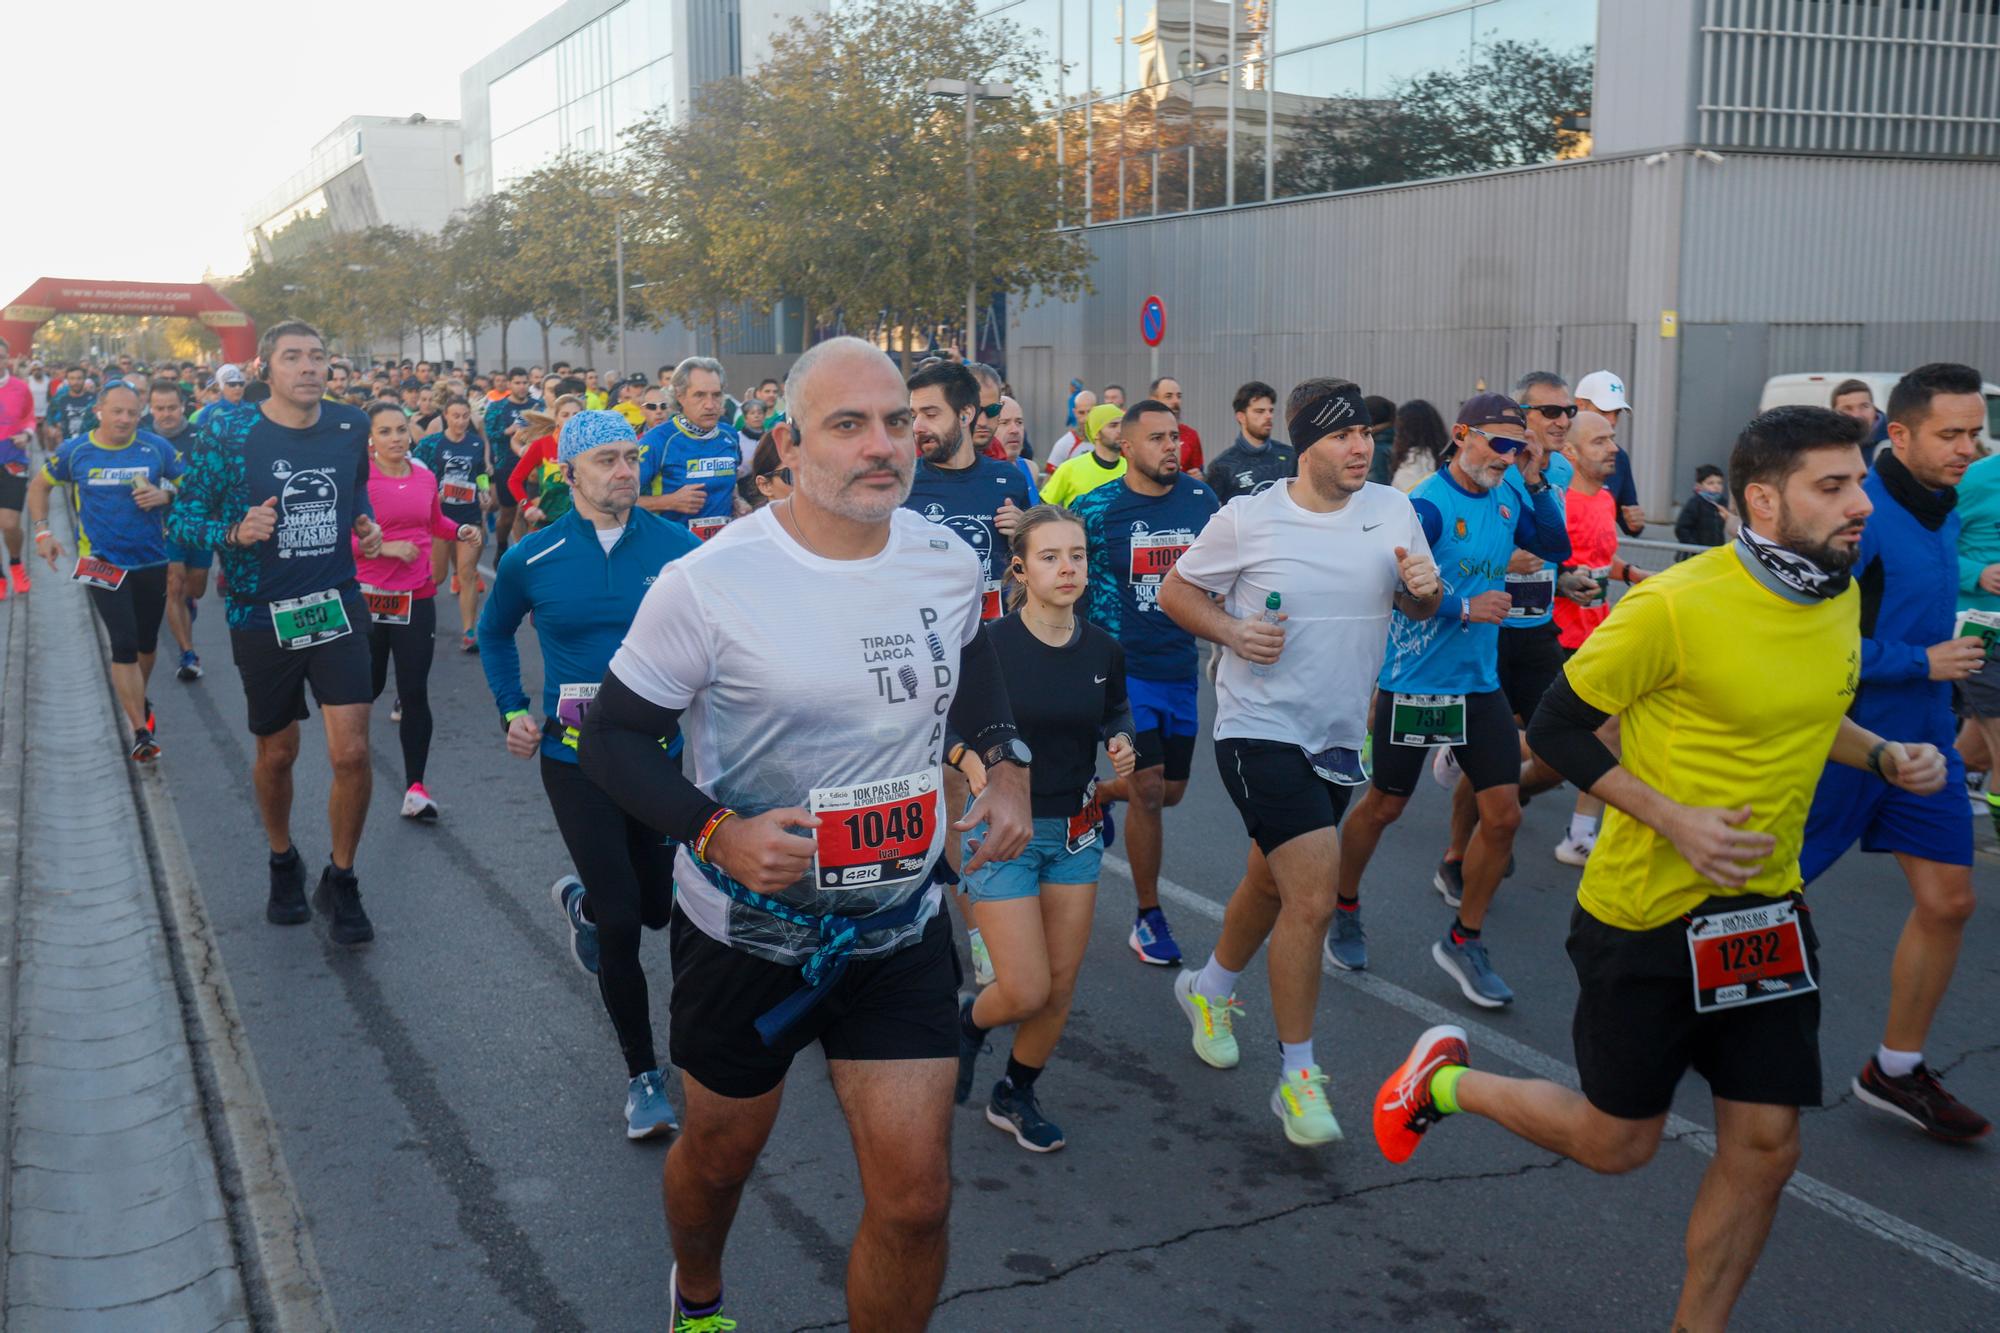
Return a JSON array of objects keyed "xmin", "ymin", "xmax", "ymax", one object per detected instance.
[{"xmin": 1249, "ymin": 591, "xmax": 1281, "ymax": 677}]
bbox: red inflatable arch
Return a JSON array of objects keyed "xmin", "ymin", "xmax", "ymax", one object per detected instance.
[{"xmin": 0, "ymin": 277, "xmax": 257, "ymax": 365}]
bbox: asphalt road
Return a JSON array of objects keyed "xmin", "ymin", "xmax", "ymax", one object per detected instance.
[{"xmin": 145, "ymin": 582, "xmax": 2000, "ymax": 1332}]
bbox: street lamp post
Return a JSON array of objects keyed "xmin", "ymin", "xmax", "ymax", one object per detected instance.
[
  {"xmin": 591, "ymin": 187, "xmax": 628, "ymax": 376},
  {"xmin": 924, "ymin": 77, "xmax": 1015, "ymax": 362}
]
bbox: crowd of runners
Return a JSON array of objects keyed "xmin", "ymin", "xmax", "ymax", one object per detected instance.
[{"xmin": 1, "ymin": 323, "xmax": 1991, "ymax": 1331}]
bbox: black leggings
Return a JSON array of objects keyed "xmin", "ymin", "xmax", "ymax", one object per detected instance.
[
  {"xmin": 87, "ymin": 564, "xmax": 169, "ymax": 664},
  {"xmin": 542, "ymin": 753, "xmax": 676, "ymax": 1079},
  {"xmin": 368, "ymin": 596, "xmax": 437, "ymax": 786}
]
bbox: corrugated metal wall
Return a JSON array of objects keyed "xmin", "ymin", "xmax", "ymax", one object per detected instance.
[{"xmin": 1011, "ymin": 154, "xmax": 1659, "ymax": 486}]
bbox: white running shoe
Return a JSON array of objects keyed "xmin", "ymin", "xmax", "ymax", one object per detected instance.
[
  {"xmin": 1553, "ymin": 835, "xmax": 1594, "ymax": 867},
  {"xmin": 401, "ymin": 782, "xmax": 439, "ymax": 821},
  {"xmin": 1430, "ymin": 745, "xmax": 1461, "ymax": 790}
]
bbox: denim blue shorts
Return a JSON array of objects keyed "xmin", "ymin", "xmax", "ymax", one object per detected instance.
[{"xmin": 961, "ymin": 816, "xmax": 1103, "ymax": 902}]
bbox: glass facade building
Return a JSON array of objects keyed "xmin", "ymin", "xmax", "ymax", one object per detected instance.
[{"xmin": 978, "ymin": 0, "xmax": 1598, "ymax": 225}]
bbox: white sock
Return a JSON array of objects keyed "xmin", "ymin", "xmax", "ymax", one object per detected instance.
[
  {"xmin": 1280, "ymin": 1039, "xmax": 1317, "ymax": 1076},
  {"xmin": 1194, "ymin": 953, "xmax": 1240, "ymax": 1002},
  {"xmin": 1569, "ymin": 813, "xmax": 1600, "ymax": 844},
  {"xmin": 1876, "ymin": 1045, "xmax": 1922, "ymax": 1078}
]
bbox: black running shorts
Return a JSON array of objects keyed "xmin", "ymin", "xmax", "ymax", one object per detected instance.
[
  {"xmin": 1497, "ymin": 620, "xmax": 1565, "ymax": 723},
  {"xmin": 1368, "ymin": 688, "xmax": 1520, "ymax": 797},
  {"xmin": 1215, "ymin": 737, "xmax": 1354, "ymax": 856},
  {"xmin": 1566, "ymin": 897, "xmax": 1822, "ymax": 1119},
  {"xmin": 0, "ymin": 468, "xmax": 25, "ymax": 512},
  {"xmin": 86, "ymin": 564, "xmax": 169, "ymax": 664},
  {"xmin": 669, "ymin": 906, "xmax": 961, "ymax": 1100},
  {"xmin": 229, "ymin": 590, "xmax": 376, "ymax": 736}
]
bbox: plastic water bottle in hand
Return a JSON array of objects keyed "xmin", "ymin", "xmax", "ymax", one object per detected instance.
[{"xmin": 1250, "ymin": 591, "xmax": 1281, "ymax": 678}]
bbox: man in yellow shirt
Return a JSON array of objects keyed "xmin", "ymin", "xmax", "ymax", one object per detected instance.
[
  {"xmin": 1040, "ymin": 403, "xmax": 1126, "ymax": 507},
  {"xmin": 1370, "ymin": 405, "xmax": 1947, "ymax": 1332}
]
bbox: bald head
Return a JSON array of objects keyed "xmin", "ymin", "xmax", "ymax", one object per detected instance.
[
  {"xmin": 779, "ymin": 335, "xmax": 915, "ymax": 524},
  {"xmin": 1070, "ymin": 389, "xmax": 1096, "ymax": 423},
  {"xmin": 1565, "ymin": 409, "xmax": 1617, "ymax": 482},
  {"xmin": 994, "ymin": 394, "xmax": 1026, "ymax": 459},
  {"xmin": 783, "ymin": 335, "xmax": 901, "ymax": 427}
]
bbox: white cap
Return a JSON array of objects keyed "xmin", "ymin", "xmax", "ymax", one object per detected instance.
[
  {"xmin": 1575, "ymin": 370, "xmax": 1629, "ymax": 413},
  {"xmin": 215, "ymin": 364, "xmax": 247, "ymax": 387}
]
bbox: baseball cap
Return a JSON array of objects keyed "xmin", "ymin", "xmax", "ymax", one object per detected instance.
[
  {"xmin": 215, "ymin": 364, "xmax": 247, "ymax": 387},
  {"xmin": 1455, "ymin": 393, "xmax": 1527, "ymax": 430},
  {"xmin": 1575, "ymin": 370, "xmax": 1629, "ymax": 413},
  {"xmin": 558, "ymin": 409, "xmax": 637, "ymax": 466}
]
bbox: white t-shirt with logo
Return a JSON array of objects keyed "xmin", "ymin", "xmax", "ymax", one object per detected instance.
[
  {"xmin": 610, "ymin": 504, "xmax": 984, "ymax": 964},
  {"xmin": 1173, "ymin": 480, "xmax": 1430, "ymax": 753}
]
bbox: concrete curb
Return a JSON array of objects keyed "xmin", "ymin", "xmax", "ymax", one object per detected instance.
[{"xmin": 0, "ymin": 549, "xmax": 29, "ymax": 1321}]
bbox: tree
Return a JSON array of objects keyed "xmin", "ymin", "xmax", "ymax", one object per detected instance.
[
  {"xmin": 1276, "ymin": 40, "xmax": 1593, "ymax": 197},
  {"xmin": 695, "ymin": 0, "xmax": 1090, "ymax": 368},
  {"xmin": 622, "ymin": 93, "xmax": 757, "ymax": 360},
  {"xmin": 505, "ymin": 153, "xmax": 627, "ymax": 369}
]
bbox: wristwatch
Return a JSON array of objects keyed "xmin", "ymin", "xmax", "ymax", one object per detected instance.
[{"xmin": 981, "ymin": 736, "xmax": 1033, "ymax": 770}]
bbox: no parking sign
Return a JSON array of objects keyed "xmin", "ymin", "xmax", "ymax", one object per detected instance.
[{"xmin": 1140, "ymin": 295, "xmax": 1166, "ymax": 347}]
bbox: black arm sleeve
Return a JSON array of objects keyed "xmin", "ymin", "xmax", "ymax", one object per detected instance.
[
  {"xmin": 577, "ymin": 671, "xmax": 723, "ymax": 841},
  {"xmin": 945, "ymin": 623, "xmax": 1017, "ymax": 749},
  {"xmin": 1525, "ymin": 673, "xmax": 1618, "ymax": 794}
]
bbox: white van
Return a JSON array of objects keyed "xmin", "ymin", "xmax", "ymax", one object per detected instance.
[{"xmin": 1760, "ymin": 372, "xmax": 2000, "ymax": 444}]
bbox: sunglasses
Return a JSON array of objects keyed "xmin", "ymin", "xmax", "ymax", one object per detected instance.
[
  {"xmin": 642, "ymin": 401, "xmax": 668, "ymax": 411},
  {"xmin": 978, "ymin": 402, "xmax": 1002, "ymax": 418},
  {"xmin": 758, "ymin": 466, "xmax": 793, "ymax": 485},
  {"xmin": 1464, "ymin": 426, "xmax": 1527, "ymax": 454},
  {"xmin": 1528, "ymin": 404, "xmax": 1578, "ymax": 420}
]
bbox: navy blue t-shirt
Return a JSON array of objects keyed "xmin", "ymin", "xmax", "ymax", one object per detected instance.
[
  {"xmin": 903, "ymin": 455, "xmax": 1033, "ymax": 620},
  {"xmin": 1074, "ymin": 473, "xmax": 1220, "ymax": 681}
]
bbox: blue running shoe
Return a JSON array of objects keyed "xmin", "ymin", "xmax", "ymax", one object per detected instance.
[
  {"xmin": 1432, "ymin": 932, "xmax": 1514, "ymax": 1009},
  {"xmin": 626, "ymin": 1069, "xmax": 679, "ymax": 1140},
  {"xmin": 175, "ymin": 649, "xmax": 202, "ymax": 681},
  {"xmin": 550, "ymin": 875, "xmax": 599, "ymax": 976},
  {"xmin": 987, "ymin": 1078, "xmax": 1066, "ymax": 1152},
  {"xmin": 1324, "ymin": 906, "xmax": 1367, "ymax": 971},
  {"xmin": 1129, "ymin": 906, "xmax": 1182, "ymax": 966}
]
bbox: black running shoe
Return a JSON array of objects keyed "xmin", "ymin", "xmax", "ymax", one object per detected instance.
[
  {"xmin": 128, "ymin": 728, "xmax": 161, "ymax": 764},
  {"xmin": 1853, "ymin": 1058, "xmax": 1991, "ymax": 1142},
  {"xmin": 311, "ymin": 866, "xmax": 375, "ymax": 946},
  {"xmin": 954, "ymin": 995, "xmax": 988, "ymax": 1106},
  {"xmin": 267, "ymin": 849, "xmax": 310, "ymax": 925}
]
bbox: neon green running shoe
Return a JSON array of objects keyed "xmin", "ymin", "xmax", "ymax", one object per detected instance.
[
  {"xmin": 1173, "ymin": 968, "xmax": 1242, "ymax": 1069},
  {"xmin": 1271, "ymin": 1065, "xmax": 1343, "ymax": 1146},
  {"xmin": 968, "ymin": 927, "xmax": 995, "ymax": 987}
]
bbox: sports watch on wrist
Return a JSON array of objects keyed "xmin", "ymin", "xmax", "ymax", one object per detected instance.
[{"xmin": 981, "ymin": 736, "xmax": 1033, "ymax": 770}]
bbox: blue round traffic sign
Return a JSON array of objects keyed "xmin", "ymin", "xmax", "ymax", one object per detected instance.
[{"xmin": 1140, "ymin": 295, "xmax": 1166, "ymax": 347}]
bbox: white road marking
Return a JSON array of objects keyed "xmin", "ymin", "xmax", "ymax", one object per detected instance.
[{"xmin": 1101, "ymin": 854, "xmax": 2000, "ymax": 1296}]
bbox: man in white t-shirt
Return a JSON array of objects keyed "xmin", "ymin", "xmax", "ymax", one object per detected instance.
[
  {"xmin": 1157, "ymin": 377, "xmax": 1441, "ymax": 1148},
  {"xmin": 576, "ymin": 335, "xmax": 1032, "ymax": 1330}
]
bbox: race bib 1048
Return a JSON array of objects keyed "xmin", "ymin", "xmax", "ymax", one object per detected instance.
[{"xmin": 808, "ymin": 769, "xmax": 939, "ymax": 890}]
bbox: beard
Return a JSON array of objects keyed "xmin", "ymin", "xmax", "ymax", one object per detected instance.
[
  {"xmin": 915, "ymin": 420, "xmax": 963, "ymax": 466},
  {"xmin": 1776, "ymin": 502, "xmax": 1864, "ymax": 572},
  {"xmin": 798, "ymin": 447, "xmax": 914, "ymax": 522},
  {"xmin": 1131, "ymin": 453, "xmax": 1180, "ymax": 487}
]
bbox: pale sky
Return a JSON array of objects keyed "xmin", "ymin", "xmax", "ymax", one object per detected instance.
[{"xmin": 4, "ymin": 0, "xmax": 558, "ymax": 307}]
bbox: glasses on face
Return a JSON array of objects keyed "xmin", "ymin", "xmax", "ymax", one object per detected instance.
[
  {"xmin": 1466, "ymin": 427, "xmax": 1527, "ymax": 455},
  {"xmin": 977, "ymin": 401, "xmax": 1002, "ymax": 419},
  {"xmin": 1528, "ymin": 404, "xmax": 1578, "ymax": 420},
  {"xmin": 759, "ymin": 466, "xmax": 794, "ymax": 486},
  {"xmin": 642, "ymin": 401, "xmax": 668, "ymax": 411}
]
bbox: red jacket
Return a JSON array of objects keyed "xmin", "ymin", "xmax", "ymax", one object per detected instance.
[{"xmin": 1178, "ymin": 422, "xmax": 1204, "ymax": 473}]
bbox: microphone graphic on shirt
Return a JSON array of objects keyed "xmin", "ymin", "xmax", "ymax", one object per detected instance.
[
  {"xmin": 899, "ymin": 666, "xmax": 921, "ymax": 696},
  {"xmin": 927, "ymin": 632, "xmax": 947, "ymax": 663}
]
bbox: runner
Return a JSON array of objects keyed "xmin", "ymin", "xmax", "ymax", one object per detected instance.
[
  {"xmin": 904, "ymin": 359, "xmax": 1032, "ymax": 622},
  {"xmin": 27, "ymin": 381, "xmax": 181, "ymax": 761},
  {"xmin": 1434, "ymin": 371, "xmax": 1577, "ymax": 899},
  {"xmin": 638, "ymin": 357, "xmax": 740, "ymax": 540},
  {"xmin": 954, "ymin": 504, "xmax": 1136, "ymax": 1150},
  {"xmin": 1151, "ymin": 374, "xmax": 1203, "ymax": 472},
  {"xmin": 0, "ymin": 338, "xmax": 34, "ymax": 599},
  {"xmin": 484, "ymin": 368, "xmax": 537, "ymax": 561},
  {"xmin": 735, "ymin": 434, "xmax": 792, "ymax": 511},
  {"xmin": 1040, "ymin": 403, "xmax": 1126, "ymax": 507},
  {"xmin": 1161, "ymin": 378, "xmax": 1440, "ymax": 1145},
  {"xmin": 1799, "ymin": 362, "xmax": 1990, "ymax": 1140},
  {"xmin": 412, "ymin": 394, "xmax": 492, "ymax": 652},
  {"xmin": 1550, "ymin": 411, "xmax": 1654, "ymax": 865},
  {"xmin": 1043, "ymin": 388, "xmax": 1096, "ymax": 471},
  {"xmin": 479, "ymin": 409, "xmax": 701, "ymax": 1139},
  {"xmin": 1333, "ymin": 394, "xmax": 1568, "ymax": 1007},
  {"xmin": 192, "ymin": 363, "xmax": 245, "ymax": 427},
  {"xmin": 168, "ymin": 321, "xmax": 385, "ymax": 946},
  {"xmin": 990, "ymin": 396, "xmax": 1039, "ymax": 494},
  {"xmin": 48, "ymin": 364, "xmax": 95, "ymax": 443},
  {"xmin": 357, "ymin": 402, "xmax": 482, "ymax": 821},
  {"xmin": 143, "ymin": 378, "xmax": 208, "ymax": 680},
  {"xmin": 1375, "ymin": 404, "xmax": 1946, "ymax": 1331},
  {"xmin": 1202, "ymin": 380, "xmax": 1295, "ymax": 505},
  {"xmin": 1072, "ymin": 398, "xmax": 1221, "ymax": 966},
  {"xmin": 574, "ymin": 336, "xmax": 1031, "ymax": 1329}
]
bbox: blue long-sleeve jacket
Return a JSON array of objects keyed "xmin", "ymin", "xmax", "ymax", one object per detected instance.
[
  {"xmin": 1852, "ymin": 464, "xmax": 1959, "ymax": 744},
  {"xmin": 477, "ymin": 507, "xmax": 699, "ymax": 763}
]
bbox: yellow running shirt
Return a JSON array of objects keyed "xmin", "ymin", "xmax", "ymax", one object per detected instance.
[
  {"xmin": 1564, "ymin": 544, "xmax": 1860, "ymax": 931},
  {"xmin": 1041, "ymin": 451, "xmax": 1126, "ymax": 508}
]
